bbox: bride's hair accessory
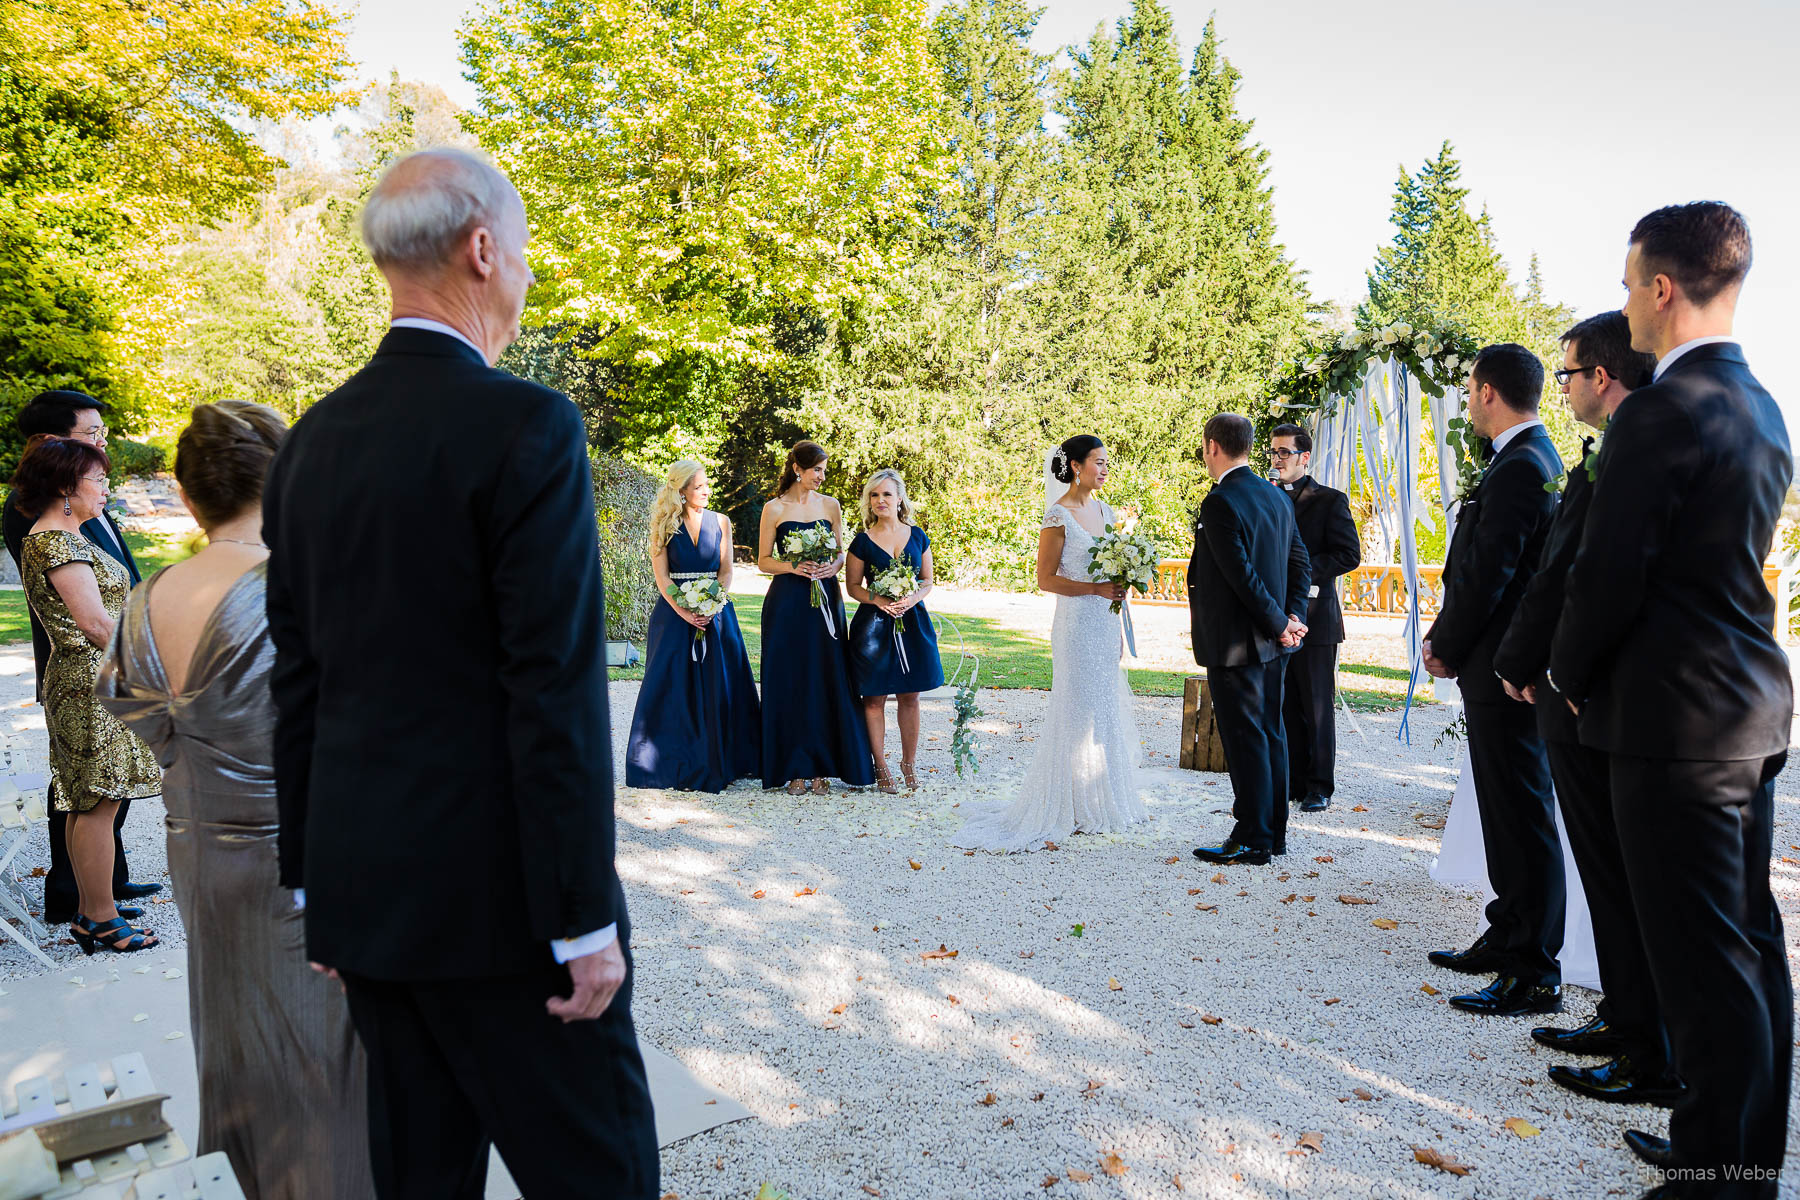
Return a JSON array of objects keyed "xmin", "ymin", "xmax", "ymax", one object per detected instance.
[{"xmin": 1050, "ymin": 446, "xmax": 1068, "ymax": 476}]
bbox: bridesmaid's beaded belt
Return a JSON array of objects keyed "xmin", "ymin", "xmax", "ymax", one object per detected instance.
[{"xmin": 669, "ymin": 572, "xmax": 715, "ymax": 580}]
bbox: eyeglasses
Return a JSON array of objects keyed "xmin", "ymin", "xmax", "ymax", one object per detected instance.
[
  {"xmin": 73, "ymin": 424, "xmax": 107, "ymax": 441},
  {"xmin": 1552, "ymin": 365, "xmax": 1601, "ymax": 386},
  {"xmin": 1268, "ymin": 448, "xmax": 1302, "ymax": 461},
  {"xmin": 82, "ymin": 475, "xmax": 108, "ymax": 486}
]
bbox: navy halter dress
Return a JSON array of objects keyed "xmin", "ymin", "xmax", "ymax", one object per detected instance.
[
  {"xmin": 625, "ymin": 512, "xmax": 761, "ymax": 792},
  {"xmin": 759, "ymin": 519, "xmax": 875, "ymax": 787},
  {"xmin": 847, "ymin": 525, "xmax": 944, "ymax": 696}
]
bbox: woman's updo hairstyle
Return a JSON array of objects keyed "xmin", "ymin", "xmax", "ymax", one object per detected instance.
[
  {"xmin": 175, "ymin": 401, "xmax": 288, "ymax": 528},
  {"xmin": 775, "ymin": 439, "xmax": 827, "ymax": 496},
  {"xmin": 1051, "ymin": 434, "xmax": 1105, "ymax": 484}
]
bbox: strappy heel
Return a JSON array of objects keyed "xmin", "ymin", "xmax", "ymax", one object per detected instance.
[
  {"xmin": 872, "ymin": 758, "xmax": 898, "ymax": 795},
  {"xmin": 900, "ymin": 760, "xmax": 918, "ymax": 791},
  {"xmin": 71, "ymin": 915, "xmax": 158, "ymax": 956},
  {"xmin": 810, "ymin": 777, "xmax": 830, "ymax": 796},
  {"xmin": 786, "ymin": 780, "xmax": 806, "ymax": 795}
]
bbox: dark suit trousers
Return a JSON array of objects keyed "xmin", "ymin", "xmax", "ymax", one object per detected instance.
[
  {"xmin": 1463, "ymin": 700, "xmax": 1563, "ymax": 985},
  {"xmin": 1211, "ymin": 659, "xmax": 1288, "ymax": 852},
  {"xmin": 343, "ymin": 957, "xmax": 660, "ymax": 1200},
  {"xmin": 1282, "ymin": 640, "xmax": 1337, "ymax": 799},
  {"xmin": 44, "ymin": 800, "xmax": 132, "ymax": 915},
  {"xmin": 1611, "ymin": 753, "xmax": 1790, "ymax": 1196},
  {"xmin": 1544, "ymin": 741, "xmax": 1669, "ymax": 1074}
]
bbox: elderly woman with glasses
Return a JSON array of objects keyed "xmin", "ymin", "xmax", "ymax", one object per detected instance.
[{"xmin": 12, "ymin": 434, "xmax": 162, "ymax": 954}]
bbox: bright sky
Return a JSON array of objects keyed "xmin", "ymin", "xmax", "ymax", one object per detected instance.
[{"xmin": 342, "ymin": 0, "xmax": 1800, "ymax": 425}]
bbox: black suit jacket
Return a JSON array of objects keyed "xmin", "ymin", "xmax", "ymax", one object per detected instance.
[
  {"xmin": 1279, "ymin": 475, "xmax": 1360, "ymax": 644},
  {"xmin": 1188, "ymin": 467, "xmax": 1310, "ymax": 668},
  {"xmin": 266, "ymin": 328, "xmax": 625, "ymax": 980},
  {"xmin": 1549, "ymin": 343, "xmax": 1792, "ymax": 760},
  {"xmin": 3, "ymin": 492, "xmax": 141, "ymax": 697},
  {"xmin": 1425, "ymin": 423, "xmax": 1561, "ymax": 706},
  {"xmin": 1492, "ymin": 436, "xmax": 1595, "ymax": 744}
]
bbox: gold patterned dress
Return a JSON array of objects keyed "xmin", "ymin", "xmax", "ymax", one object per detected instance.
[{"xmin": 20, "ymin": 529, "xmax": 162, "ymax": 813}]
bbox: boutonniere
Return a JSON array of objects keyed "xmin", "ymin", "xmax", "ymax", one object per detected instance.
[{"xmin": 1543, "ymin": 432, "xmax": 1602, "ymax": 495}]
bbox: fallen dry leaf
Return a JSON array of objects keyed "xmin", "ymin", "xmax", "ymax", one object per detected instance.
[
  {"xmin": 862, "ymin": 1188, "xmax": 881, "ymax": 1198},
  {"xmin": 795, "ymin": 887, "xmax": 816, "ymax": 897},
  {"xmin": 1352, "ymin": 1087, "xmax": 1374, "ymax": 1101},
  {"xmin": 1351, "ymin": 804, "xmax": 1368, "ymax": 812},
  {"xmin": 1195, "ymin": 903, "xmax": 1218, "ymax": 912},
  {"xmin": 1187, "ymin": 888, "xmax": 1203, "ymax": 895},
  {"xmin": 908, "ymin": 859, "xmax": 922, "ymax": 870},
  {"xmin": 980, "ymin": 1092, "xmax": 997, "ymax": 1106},
  {"xmin": 947, "ymin": 994, "xmax": 961, "ymax": 1005},
  {"xmin": 1173, "ymin": 1173, "xmax": 1182, "ymax": 1191},
  {"xmin": 1338, "ymin": 894, "xmax": 1374, "ymax": 905},
  {"xmin": 1323, "ymin": 997, "xmax": 1342, "ymax": 1006},
  {"xmin": 1313, "ymin": 855, "xmax": 1333, "ymax": 863},
  {"xmin": 1040, "ymin": 1177, "xmax": 1058, "ymax": 1189},
  {"xmin": 1066, "ymin": 1168, "xmax": 1093, "ymax": 1183},
  {"xmin": 1372, "ymin": 917, "xmax": 1399, "ymax": 930},
  {"xmin": 1018, "ymin": 950, "xmax": 1035, "ymax": 959},
  {"xmin": 27, "ymin": 866, "xmax": 47, "ymax": 878},
  {"xmin": 1177, "ymin": 1020, "xmax": 1195, "ymax": 1029},
  {"xmin": 1099, "ymin": 1152, "xmax": 1128, "ymax": 1177},
  {"xmin": 1082, "ymin": 1079, "xmax": 1106, "ymax": 1093},
  {"xmin": 1280, "ymin": 893, "xmax": 1297, "ymax": 904},
  {"xmin": 1200, "ymin": 1014, "xmax": 1223, "ymax": 1025},
  {"xmin": 750, "ymin": 890, "xmax": 765, "ymax": 899},
  {"xmin": 1001, "ymin": 1117, "xmax": 1014, "ymax": 1127},
  {"xmin": 1164, "ymin": 856, "xmax": 1179, "ymax": 864},
  {"xmin": 921, "ymin": 944, "xmax": 958, "ymax": 960},
  {"xmin": 830, "ymin": 1003, "xmax": 847, "ymax": 1014},
  {"xmin": 1043, "ymin": 841, "xmax": 1059, "ymax": 851},
  {"xmin": 1107, "ymin": 977, "xmax": 1122, "ymax": 991},
  {"xmin": 1211, "ymin": 873, "xmax": 1227, "ymax": 884},
  {"xmin": 1503, "ymin": 1117, "xmax": 1541, "ymax": 1139},
  {"xmin": 1297, "ymin": 1131, "xmax": 1323, "ymax": 1154},
  {"xmin": 1419, "ymin": 983, "xmax": 1440, "ymax": 996},
  {"xmin": 1413, "ymin": 1146, "xmax": 1472, "ymax": 1176}
]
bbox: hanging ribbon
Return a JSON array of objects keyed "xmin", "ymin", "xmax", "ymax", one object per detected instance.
[
  {"xmin": 813, "ymin": 579, "xmax": 838, "ymax": 638},
  {"xmin": 892, "ymin": 618, "xmax": 911, "ymax": 675},
  {"xmin": 690, "ymin": 625, "xmax": 709, "ymax": 664},
  {"xmin": 1119, "ymin": 593, "xmax": 1138, "ymax": 658}
]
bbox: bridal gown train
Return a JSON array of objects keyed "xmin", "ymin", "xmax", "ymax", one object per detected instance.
[{"xmin": 956, "ymin": 502, "xmax": 1147, "ymax": 852}]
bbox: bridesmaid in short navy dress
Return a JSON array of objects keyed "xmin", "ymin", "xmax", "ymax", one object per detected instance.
[
  {"xmin": 625, "ymin": 461, "xmax": 761, "ymax": 792},
  {"xmin": 846, "ymin": 469, "xmax": 943, "ymax": 792},
  {"xmin": 757, "ymin": 440, "xmax": 875, "ymax": 793}
]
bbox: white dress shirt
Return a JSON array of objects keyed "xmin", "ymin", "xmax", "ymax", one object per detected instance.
[
  {"xmin": 1654, "ymin": 336, "xmax": 1738, "ymax": 381},
  {"xmin": 297, "ymin": 315, "xmax": 619, "ymax": 964},
  {"xmin": 1490, "ymin": 418, "xmax": 1544, "ymax": 456},
  {"xmin": 1216, "ymin": 462, "xmax": 1251, "ymax": 483}
]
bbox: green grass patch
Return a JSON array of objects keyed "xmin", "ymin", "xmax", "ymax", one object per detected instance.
[
  {"xmin": 1340, "ymin": 661, "xmax": 1414, "ymax": 681},
  {"xmin": 609, "ymin": 592, "xmax": 1428, "ymax": 713}
]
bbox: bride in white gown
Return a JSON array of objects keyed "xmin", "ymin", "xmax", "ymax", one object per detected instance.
[{"xmin": 956, "ymin": 436, "xmax": 1149, "ymax": 852}]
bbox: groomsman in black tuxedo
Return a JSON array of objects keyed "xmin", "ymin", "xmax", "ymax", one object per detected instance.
[
  {"xmin": 1190, "ymin": 412, "xmax": 1311, "ymax": 867},
  {"xmin": 1267, "ymin": 423, "xmax": 1361, "ymax": 813},
  {"xmin": 1549, "ymin": 203, "xmax": 1790, "ymax": 1200},
  {"xmin": 1422, "ymin": 344, "xmax": 1564, "ymax": 1017},
  {"xmin": 0, "ymin": 390, "xmax": 158, "ymax": 925},
  {"xmin": 1492, "ymin": 313, "xmax": 1676, "ymax": 1108}
]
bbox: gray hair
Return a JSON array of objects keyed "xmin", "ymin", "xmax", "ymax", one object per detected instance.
[{"xmin": 359, "ymin": 148, "xmax": 516, "ymax": 271}]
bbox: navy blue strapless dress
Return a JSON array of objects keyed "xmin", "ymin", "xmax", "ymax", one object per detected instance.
[
  {"xmin": 625, "ymin": 512, "xmax": 761, "ymax": 792},
  {"xmin": 760, "ymin": 520, "xmax": 875, "ymax": 787},
  {"xmin": 847, "ymin": 526, "xmax": 944, "ymax": 696}
]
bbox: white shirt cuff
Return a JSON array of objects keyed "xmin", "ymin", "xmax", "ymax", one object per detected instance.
[
  {"xmin": 292, "ymin": 888, "xmax": 305, "ymax": 910},
  {"xmin": 551, "ymin": 923, "xmax": 618, "ymax": 963}
]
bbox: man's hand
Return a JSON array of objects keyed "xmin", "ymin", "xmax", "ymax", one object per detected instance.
[
  {"xmin": 1280, "ymin": 616, "xmax": 1307, "ymax": 648},
  {"xmin": 546, "ymin": 938, "xmax": 627, "ymax": 1024},
  {"xmin": 1566, "ymin": 698, "xmax": 1580, "ymax": 718},
  {"xmin": 1501, "ymin": 678, "xmax": 1527, "ymax": 703},
  {"xmin": 1421, "ymin": 639, "xmax": 1454, "ymax": 680}
]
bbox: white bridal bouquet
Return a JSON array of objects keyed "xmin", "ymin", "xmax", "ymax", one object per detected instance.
[
  {"xmin": 668, "ymin": 577, "xmax": 727, "ymax": 646},
  {"xmin": 780, "ymin": 524, "xmax": 840, "ymax": 608},
  {"xmin": 869, "ymin": 554, "xmax": 921, "ymax": 632},
  {"xmin": 1087, "ymin": 524, "xmax": 1160, "ymax": 615}
]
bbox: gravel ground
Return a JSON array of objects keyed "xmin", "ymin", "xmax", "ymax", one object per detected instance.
[{"xmin": 5, "ymin": 652, "xmax": 1798, "ymax": 1198}]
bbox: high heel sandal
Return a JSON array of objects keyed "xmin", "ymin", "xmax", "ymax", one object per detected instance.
[
  {"xmin": 872, "ymin": 758, "xmax": 898, "ymax": 795},
  {"xmin": 71, "ymin": 914, "xmax": 158, "ymax": 956},
  {"xmin": 786, "ymin": 780, "xmax": 806, "ymax": 796},
  {"xmin": 900, "ymin": 760, "xmax": 918, "ymax": 791},
  {"xmin": 810, "ymin": 777, "xmax": 830, "ymax": 796}
]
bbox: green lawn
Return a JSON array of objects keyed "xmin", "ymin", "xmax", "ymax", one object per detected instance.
[
  {"xmin": 0, "ymin": 527, "xmax": 197, "ymax": 645},
  {"xmin": 611, "ymin": 593, "xmax": 1424, "ymax": 712}
]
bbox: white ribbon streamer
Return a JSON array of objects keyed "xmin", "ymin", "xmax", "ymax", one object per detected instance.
[
  {"xmin": 1119, "ymin": 593, "xmax": 1138, "ymax": 658},
  {"xmin": 813, "ymin": 579, "xmax": 838, "ymax": 638},
  {"xmin": 892, "ymin": 619, "xmax": 911, "ymax": 675},
  {"xmin": 690, "ymin": 626, "xmax": 708, "ymax": 663}
]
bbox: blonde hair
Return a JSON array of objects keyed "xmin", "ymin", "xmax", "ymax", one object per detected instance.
[
  {"xmin": 648, "ymin": 460, "xmax": 706, "ymax": 551},
  {"xmin": 858, "ymin": 468, "xmax": 916, "ymax": 528}
]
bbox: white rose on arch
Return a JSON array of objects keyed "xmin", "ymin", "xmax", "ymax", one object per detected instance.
[{"xmin": 1393, "ymin": 321, "xmax": 1413, "ymax": 339}]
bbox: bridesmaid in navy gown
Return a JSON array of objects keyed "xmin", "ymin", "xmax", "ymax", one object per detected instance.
[
  {"xmin": 757, "ymin": 440, "xmax": 875, "ymax": 793},
  {"xmin": 846, "ymin": 469, "xmax": 943, "ymax": 792},
  {"xmin": 625, "ymin": 460, "xmax": 761, "ymax": 792}
]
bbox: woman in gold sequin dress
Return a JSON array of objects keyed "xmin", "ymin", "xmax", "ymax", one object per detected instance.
[{"xmin": 13, "ymin": 434, "xmax": 162, "ymax": 953}]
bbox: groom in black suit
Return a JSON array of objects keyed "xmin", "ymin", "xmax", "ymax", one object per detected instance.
[
  {"xmin": 1422, "ymin": 344, "xmax": 1565, "ymax": 1018},
  {"xmin": 267, "ymin": 149, "xmax": 658, "ymax": 1197},
  {"xmin": 1549, "ymin": 203, "xmax": 1790, "ymax": 1199},
  {"xmin": 1190, "ymin": 413, "xmax": 1310, "ymax": 867}
]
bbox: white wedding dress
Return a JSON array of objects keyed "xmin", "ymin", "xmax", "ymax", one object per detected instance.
[{"xmin": 955, "ymin": 500, "xmax": 1148, "ymax": 852}]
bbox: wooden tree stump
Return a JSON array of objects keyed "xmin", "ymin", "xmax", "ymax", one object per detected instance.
[{"xmin": 1179, "ymin": 674, "xmax": 1229, "ymax": 772}]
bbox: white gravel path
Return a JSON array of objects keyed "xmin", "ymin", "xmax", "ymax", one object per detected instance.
[{"xmin": 5, "ymin": 649, "xmax": 1798, "ymax": 1199}]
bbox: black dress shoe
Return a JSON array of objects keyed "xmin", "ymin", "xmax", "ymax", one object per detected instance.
[
  {"xmin": 1299, "ymin": 793, "xmax": 1330, "ymax": 812},
  {"xmin": 1271, "ymin": 841, "xmax": 1287, "ymax": 856},
  {"xmin": 1192, "ymin": 841, "xmax": 1271, "ymax": 866},
  {"xmin": 1531, "ymin": 1013, "xmax": 1627, "ymax": 1057},
  {"xmin": 44, "ymin": 905, "xmax": 76, "ymax": 927},
  {"xmin": 1624, "ymin": 1129, "xmax": 1675, "ymax": 1170},
  {"xmin": 1447, "ymin": 975, "xmax": 1561, "ymax": 1016},
  {"xmin": 1427, "ymin": 932, "xmax": 1507, "ymax": 975},
  {"xmin": 114, "ymin": 881, "xmax": 163, "ymax": 901},
  {"xmin": 1549, "ymin": 1055, "xmax": 1685, "ymax": 1106}
]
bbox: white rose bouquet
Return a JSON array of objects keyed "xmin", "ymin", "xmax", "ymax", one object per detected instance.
[
  {"xmin": 1087, "ymin": 523, "xmax": 1160, "ymax": 615},
  {"xmin": 869, "ymin": 554, "xmax": 921, "ymax": 632},
  {"xmin": 668, "ymin": 577, "xmax": 727, "ymax": 648},
  {"xmin": 779, "ymin": 524, "xmax": 840, "ymax": 608}
]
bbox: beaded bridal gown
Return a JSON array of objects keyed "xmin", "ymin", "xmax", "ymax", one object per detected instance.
[{"xmin": 955, "ymin": 499, "xmax": 1147, "ymax": 852}]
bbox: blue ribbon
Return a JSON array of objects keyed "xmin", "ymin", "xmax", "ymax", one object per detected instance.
[{"xmin": 1395, "ymin": 363, "xmax": 1424, "ymax": 745}]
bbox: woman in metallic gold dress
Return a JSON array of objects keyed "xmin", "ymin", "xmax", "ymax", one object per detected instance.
[
  {"xmin": 13, "ymin": 434, "xmax": 162, "ymax": 954},
  {"xmin": 97, "ymin": 402, "xmax": 375, "ymax": 1200}
]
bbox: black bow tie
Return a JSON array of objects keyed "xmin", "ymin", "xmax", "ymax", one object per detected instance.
[{"xmin": 1478, "ymin": 438, "xmax": 1496, "ymax": 463}]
